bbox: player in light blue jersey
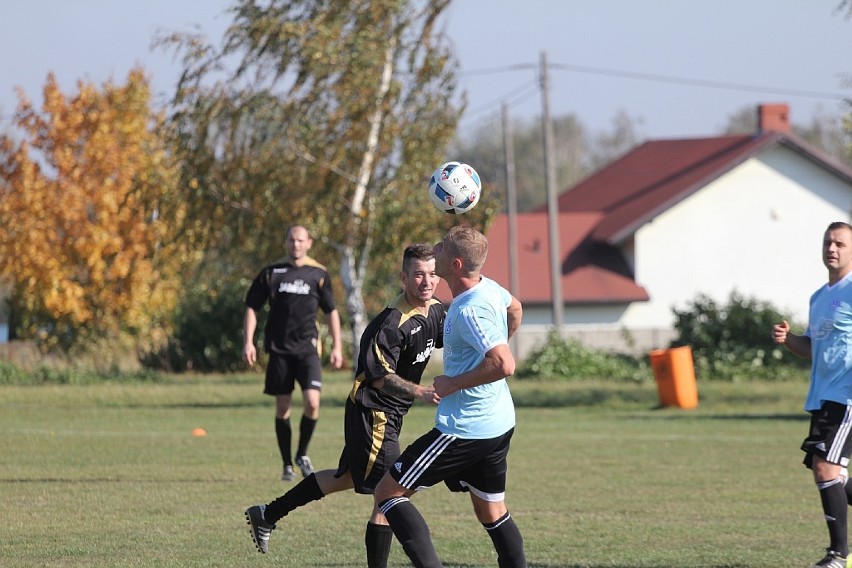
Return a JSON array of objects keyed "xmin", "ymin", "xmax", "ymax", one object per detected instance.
[
  {"xmin": 434, "ymin": 275, "xmax": 516, "ymax": 439},
  {"xmin": 375, "ymin": 225, "xmax": 526, "ymax": 568},
  {"xmin": 773, "ymin": 221, "xmax": 852, "ymax": 568}
]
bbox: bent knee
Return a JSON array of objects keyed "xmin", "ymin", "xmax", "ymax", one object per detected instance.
[
  {"xmin": 471, "ymin": 497, "xmax": 508, "ymax": 524},
  {"xmin": 374, "ymin": 474, "xmax": 407, "ymax": 503}
]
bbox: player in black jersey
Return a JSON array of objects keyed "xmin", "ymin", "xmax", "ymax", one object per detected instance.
[
  {"xmin": 243, "ymin": 225, "xmax": 344, "ymax": 481},
  {"xmin": 245, "ymin": 243, "xmax": 444, "ymax": 568}
]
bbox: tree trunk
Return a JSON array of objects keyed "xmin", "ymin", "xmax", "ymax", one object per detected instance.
[
  {"xmin": 340, "ymin": 40, "xmax": 396, "ymax": 362},
  {"xmin": 340, "ymin": 245, "xmax": 367, "ymax": 363}
]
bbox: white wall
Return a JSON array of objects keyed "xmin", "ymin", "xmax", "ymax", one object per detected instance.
[
  {"xmin": 623, "ymin": 146, "xmax": 852, "ymax": 330},
  {"xmin": 522, "ymin": 304, "xmax": 628, "ymax": 326},
  {"xmin": 509, "ymin": 321, "xmax": 677, "ymax": 360}
]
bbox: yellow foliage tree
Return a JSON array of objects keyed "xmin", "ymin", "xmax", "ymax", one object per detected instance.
[{"xmin": 0, "ymin": 69, "xmax": 186, "ymax": 355}]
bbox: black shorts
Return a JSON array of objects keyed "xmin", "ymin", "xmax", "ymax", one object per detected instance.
[
  {"xmin": 335, "ymin": 398, "xmax": 404, "ymax": 494},
  {"xmin": 388, "ymin": 427, "xmax": 514, "ymax": 501},
  {"xmin": 802, "ymin": 401, "xmax": 852, "ymax": 469},
  {"xmin": 264, "ymin": 352, "xmax": 323, "ymax": 396}
]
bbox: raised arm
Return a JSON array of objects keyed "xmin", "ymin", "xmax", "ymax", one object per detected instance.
[{"xmin": 772, "ymin": 319, "xmax": 811, "ymax": 359}]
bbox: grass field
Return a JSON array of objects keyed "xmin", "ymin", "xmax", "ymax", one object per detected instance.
[{"xmin": 0, "ymin": 372, "xmax": 831, "ymax": 567}]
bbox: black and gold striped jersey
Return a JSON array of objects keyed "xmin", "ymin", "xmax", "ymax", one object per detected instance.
[{"xmin": 350, "ymin": 294, "xmax": 444, "ymax": 416}]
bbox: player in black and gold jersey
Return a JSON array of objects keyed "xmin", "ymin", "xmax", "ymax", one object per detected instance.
[
  {"xmin": 243, "ymin": 225, "xmax": 344, "ymax": 481},
  {"xmin": 245, "ymin": 243, "xmax": 444, "ymax": 568}
]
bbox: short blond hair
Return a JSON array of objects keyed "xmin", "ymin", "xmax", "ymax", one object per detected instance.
[{"xmin": 444, "ymin": 225, "xmax": 488, "ymax": 274}]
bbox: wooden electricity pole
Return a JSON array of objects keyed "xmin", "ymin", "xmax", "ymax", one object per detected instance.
[{"xmin": 540, "ymin": 50, "xmax": 563, "ymax": 329}]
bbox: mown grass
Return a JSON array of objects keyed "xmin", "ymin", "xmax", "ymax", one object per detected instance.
[{"xmin": 0, "ymin": 371, "xmax": 826, "ymax": 567}]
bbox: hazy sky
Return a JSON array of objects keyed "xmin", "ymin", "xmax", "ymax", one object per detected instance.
[{"xmin": 1, "ymin": 0, "xmax": 850, "ymax": 139}]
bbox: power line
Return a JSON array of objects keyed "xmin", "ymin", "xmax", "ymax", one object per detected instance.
[
  {"xmin": 462, "ymin": 63, "xmax": 536, "ymax": 77},
  {"xmin": 461, "ymin": 60, "xmax": 848, "ymax": 102},
  {"xmin": 461, "ymin": 77, "xmax": 539, "ymax": 125},
  {"xmin": 451, "ymin": 59, "xmax": 850, "ymax": 131},
  {"xmin": 548, "ymin": 61, "xmax": 848, "ymax": 101}
]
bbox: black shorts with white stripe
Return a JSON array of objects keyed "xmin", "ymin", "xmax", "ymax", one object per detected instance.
[
  {"xmin": 388, "ymin": 427, "xmax": 514, "ymax": 500},
  {"xmin": 802, "ymin": 400, "xmax": 852, "ymax": 469}
]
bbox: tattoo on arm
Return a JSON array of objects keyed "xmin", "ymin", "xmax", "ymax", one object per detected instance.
[{"xmin": 377, "ymin": 373, "xmax": 417, "ymax": 400}]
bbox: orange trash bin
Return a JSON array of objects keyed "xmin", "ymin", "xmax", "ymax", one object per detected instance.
[{"xmin": 649, "ymin": 346, "xmax": 698, "ymax": 409}]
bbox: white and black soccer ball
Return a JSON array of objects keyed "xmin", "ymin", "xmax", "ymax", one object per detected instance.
[{"xmin": 428, "ymin": 161, "xmax": 482, "ymax": 215}]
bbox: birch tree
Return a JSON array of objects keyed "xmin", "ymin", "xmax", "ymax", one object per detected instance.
[{"xmin": 160, "ymin": 0, "xmax": 491, "ymax": 360}]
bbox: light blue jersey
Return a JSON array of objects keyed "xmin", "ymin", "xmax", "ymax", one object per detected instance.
[
  {"xmin": 435, "ymin": 276, "xmax": 515, "ymax": 439},
  {"xmin": 803, "ymin": 271, "xmax": 852, "ymax": 411}
]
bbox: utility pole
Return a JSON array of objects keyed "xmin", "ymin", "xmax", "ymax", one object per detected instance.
[
  {"xmin": 502, "ymin": 102, "xmax": 520, "ymax": 354},
  {"xmin": 502, "ymin": 102, "xmax": 519, "ymax": 299},
  {"xmin": 540, "ymin": 50, "xmax": 563, "ymax": 329}
]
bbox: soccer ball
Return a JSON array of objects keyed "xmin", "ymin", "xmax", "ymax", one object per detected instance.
[{"xmin": 428, "ymin": 161, "xmax": 482, "ymax": 215}]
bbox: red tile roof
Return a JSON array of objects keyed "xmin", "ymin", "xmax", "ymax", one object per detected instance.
[
  {"xmin": 433, "ymin": 212, "xmax": 650, "ymax": 306},
  {"xmin": 538, "ymin": 132, "xmax": 852, "ymax": 244}
]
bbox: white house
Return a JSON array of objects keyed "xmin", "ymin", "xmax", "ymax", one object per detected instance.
[{"xmin": 469, "ymin": 103, "xmax": 852, "ymax": 359}]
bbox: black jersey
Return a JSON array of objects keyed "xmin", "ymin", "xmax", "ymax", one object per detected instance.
[
  {"xmin": 244, "ymin": 256, "xmax": 337, "ymax": 356},
  {"xmin": 350, "ymin": 294, "xmax": 444, "ymax": 416}
]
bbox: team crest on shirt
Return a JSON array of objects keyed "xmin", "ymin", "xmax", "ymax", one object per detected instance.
[{"xmin": 812, "ymin": 318, "xmax": 835, "ymax": 340}]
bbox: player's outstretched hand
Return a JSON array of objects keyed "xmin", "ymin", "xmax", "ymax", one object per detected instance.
[
  {"xmin": 416, "ymin": 385, "xmax": 440, "ymax": 405},
  {"xmin": 771, "ymin": 320, "xmax": 790, "ymax": 345}
]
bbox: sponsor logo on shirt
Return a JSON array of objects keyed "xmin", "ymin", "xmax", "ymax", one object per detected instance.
[
  {"xmin": 413, "ymin": 339, "xmax": 434, "ymax": 364},
  {"xmin": 279, "ymin": 279, "xmax": 311, "ymax": 295},
  {"xmin": 411, "ymin": 325, "xmax": 422, "ymax": 335}
]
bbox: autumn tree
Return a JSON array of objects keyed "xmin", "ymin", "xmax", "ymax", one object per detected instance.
[
  {"xmin": 0, "ymin": 70, "xmax": 186, "ymax": 357},
  {"xmin": 159, "ymin": 0, "xmax": 492, "ymax": 361}
]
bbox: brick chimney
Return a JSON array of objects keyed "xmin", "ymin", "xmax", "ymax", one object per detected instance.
[{"xmin": 757, "ymin": 103, "xmax": 790, "ymax": 133}]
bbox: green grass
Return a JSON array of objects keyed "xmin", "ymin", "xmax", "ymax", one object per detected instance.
[{"xmin": 0, "ymin": 372, "xmax": 827, "ymax": 567}]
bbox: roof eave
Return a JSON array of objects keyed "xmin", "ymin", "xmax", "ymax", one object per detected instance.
[{"xmin": 602, "ymin": 134, "xmax": 783, "ymax": 245}]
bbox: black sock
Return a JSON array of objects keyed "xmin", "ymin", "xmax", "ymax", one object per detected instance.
[
  {"xmin": 379, "ymin": 497, "xmax": 443, "ymax": 568},
  {"xmin": 818, "ymin": 478, "xmax": 849, "ymax": 557},
  {"xmin": 264, "ymin": 473, "xmax": 324, "ymax": 524},
  {"xmin": 483, "ymin": 512, "xmax": 527, "ymax": 568},
  {"xmin": 297, "ymin": 415, "xmax": 317, "ymax": 458},
  {"xmin": 275, "ymin": 417, "xmax": 292, "ymax": 465},
  {"xmin": 365, "ymin": 522, "xmax": 394, "ymax": 568}
]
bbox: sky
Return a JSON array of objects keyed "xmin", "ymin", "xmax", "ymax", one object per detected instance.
[{"xmin": 0, "ymin": 0, "xmax": 851, "ymax": 140}]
